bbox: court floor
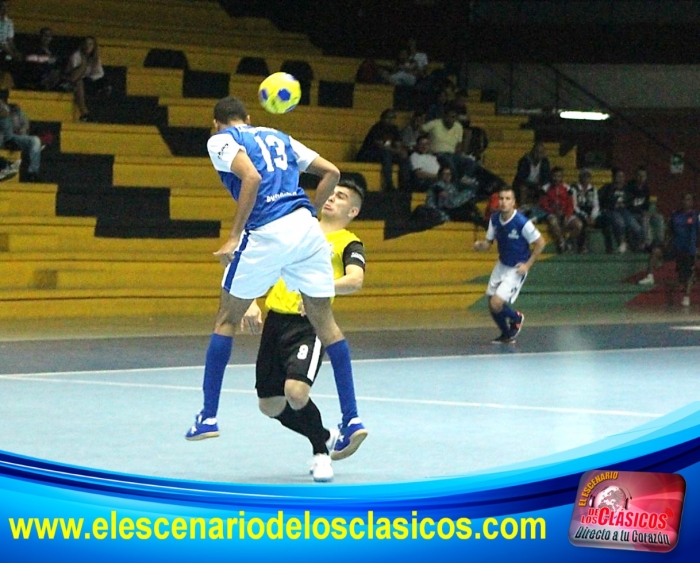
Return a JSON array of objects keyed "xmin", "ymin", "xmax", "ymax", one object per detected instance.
[{"xmin": 1, "ymin": 313, "xmax": 699, "ymax": 485}]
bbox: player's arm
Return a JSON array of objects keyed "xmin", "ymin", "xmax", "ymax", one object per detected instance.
[
  {"xmin": 307, "ymin": 156, "xmax": 341, "ymax": 212},
  {"xmin": 207, "ymin": 134, "xmax": 261, "ymax": 262},
  {"xmin": 474, "ymin": 220, "xmax": 495, "ymax": 251},
  {"xmin": 518, "ymin": 223, "xmax": 546, "ymax": 274},
  {"xmin": 335, "ymin": 241, "xmax": 366, "ymax": 295},
  {"xmin": 228, "ymin": 150, "xmax": 261, "ymax": 239},
  {"xmin": 290, "ymin": 137, "xmax": 340, "ymax": 213},
  {"xmin": 240, "ymin": 299, "xmax": 263, "ymax": 334}
]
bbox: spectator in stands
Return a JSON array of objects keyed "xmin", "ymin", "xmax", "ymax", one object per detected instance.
[
  {"xmin": 400, "ymin": 110, "xmax": 426, "ymax": 153},
  {"xmin": 406, "ymin": 38, "xmax": 429, "ymax": 81},
  {"xmin": 539, "ymin": 167, "xmax": 582, "ymax": 253},
  {"xmin": 409, "ymin": 134, "xmax": 440, "ymax": 192},
  {"xmin": 452, "ymin": 89, "xmax": 487, "ymax": 163},
  {"xmin": 513, "ymin": 141, "xmax": 551, "ymax": 208},
  {"xmin": 570, "ymin": 169, "xmax": 601, "ymax": 252},
  {"xmin": 0, "ymin": 97, "xmax": 42, "ymax": 182},
  {"xmin": 426, "ymin": 165, "xmax": 484, "ymax": 226},
  {"xmin": 19, "ymin": 27, "xmax": 62, "ymax": 90},
  {"xmin": 62, "ymin": 36, "xmax": 111, "ymax": 122},
  {"xmin": 380, "ymin": 48, "xmax": 419, "ymax": 87},
  {"xmin": 0, "ymin": 0, "xmax": 22, "ymax": 87},
  {"xmin": 626, "ymin": 165, "xmax": 665, "ymax": 249},
  {"xmin": 422, "ymin": 104, "xmax": 466, "ymax": 176},
  {"xmin": 638, "ymin": 192, "xmax": 699, "ymax": 307},
  {"xmin": 356, "ymin": 108, "xmax": 410, "ymax": 191},
  {"xmin": 598, "ymin": 168, "xmax": 640, "ymax": 254},
  {"xmin": 425, "ymin": 87, "xmax": 449, "ymax": 121}
]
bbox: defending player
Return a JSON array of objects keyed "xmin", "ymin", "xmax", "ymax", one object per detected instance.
[
  {"xmin": 242, "ymin": 179, "xmax": 367, "ymax": 482},
  {"xmin": 184, "ymin": 97, "xmax": 366, "ymax": 460},
  {"xmin": 474, "ymin": 186, "xmax": 545, "ymax": 343}
]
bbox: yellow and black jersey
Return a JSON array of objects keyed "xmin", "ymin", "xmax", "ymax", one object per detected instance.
[{"xmin": 265, "ymin": 228, "xmax": 365, "ymax": 314}]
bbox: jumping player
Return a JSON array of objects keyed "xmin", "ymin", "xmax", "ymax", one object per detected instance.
[
  {"xmin": 474, "ymin": 186, "xmax": 545, "ymax": 343},
  {"xmin": 242, "ymin": 179, "xmax": 367, "ymax": 482},
  {"xmin": 184, "ymin": 96, "xmax": 366, "ymax": 460}
]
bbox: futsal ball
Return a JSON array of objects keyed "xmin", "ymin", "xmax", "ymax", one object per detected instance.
[{"xmin": 258, "ymin": 72, "xmax": 301, "ymax": 114}]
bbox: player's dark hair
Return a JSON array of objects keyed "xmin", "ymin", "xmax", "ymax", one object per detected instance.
[
  {"xmin": 338, "ymin": 178, "xmax": 365, "ymax": 205},
  {"xmin": 551, "ymin": 166, "xmax": 564, "ymax": 175},
  {"xmin": 214, "ymin": 96, "xmax": 248, "ymax": 123},
  {"xmin": 498, "ymin": 185, "xmax": 516, "ymax": 197}
]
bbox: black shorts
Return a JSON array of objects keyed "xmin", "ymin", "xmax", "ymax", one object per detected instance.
[
  {"xmin": 255, "ymin": 311, "xmax": 324, "ymax": 398},
  {"xmin": 662, "ymin": 248, "xmax": 696, "ymax": 284}
]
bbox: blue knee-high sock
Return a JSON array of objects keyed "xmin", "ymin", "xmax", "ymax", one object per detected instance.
[
  {"xmin": 201, "ymin": 333, "xmax": 233, "ymax": 419},
  {"xmin": 326, "ymin": 339, "xmax": 358, "ymax": 426},
  {"xmin": 490, "ymin": 310, "xmax": 510, "ymax": 335},
  {"xmin": 501, "ymin": 305, "xmax": 519, "ymax": 322}
]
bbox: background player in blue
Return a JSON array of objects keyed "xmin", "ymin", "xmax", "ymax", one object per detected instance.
[
  {"xmin": 639, "ymin": 192, "xmax": 699, "ymax": 307},
  {"xmin": 474, "ymin": 186, "xmax": 545, "ymax": 343},
  {"xmin": 185, "ymin": 96, "xmax": 366, "ymax": 458}
]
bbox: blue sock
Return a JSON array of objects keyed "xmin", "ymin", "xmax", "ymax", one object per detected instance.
[
  {"xmin": 501, "ymin": 305, "xmax": 519, "ymax": 321},
  {"xmin": 201, "ymin": 333, "xmax": 233, "ymax": 419},
  {"xmin": 326, "ymin": 340, "xmax": 358, "ymax": 426},
  {"xmin": 490, "ymin": 310, "xmax": 510, "ymax": 335}
]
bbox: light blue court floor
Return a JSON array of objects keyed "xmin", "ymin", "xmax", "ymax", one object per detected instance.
[{"xmin": 2, "ymin": 345, "xmax": 700, "ymax": 484}]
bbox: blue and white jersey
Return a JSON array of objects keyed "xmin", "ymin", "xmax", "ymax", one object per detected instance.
[
  {"xmin": 207, "ymin": 124, "xmax": 318, "ymax": 229},
  {"xmin": 486, "ymin": 210, "xmax": 541, "ymax": 267}
]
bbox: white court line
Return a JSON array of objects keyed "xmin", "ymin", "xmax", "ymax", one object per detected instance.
[
  {"xmin": 0, "ymin": 375, "xmax": 661, "ymax": 418},
  {"xmin": 2, "ymin": 344, "xmax": 699, "ymax": 379}
]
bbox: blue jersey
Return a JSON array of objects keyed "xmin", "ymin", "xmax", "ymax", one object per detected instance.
[
  {"xmin": 207, "ymin": 124, "xmax": 317, "ymax": 229},
  {"xmin": 487, "ymin": 210, "xmax": 541, "ymax": 267},
  {"xmin": 669, "ymin": 210, "xmax": 700, "ymax": 255}
]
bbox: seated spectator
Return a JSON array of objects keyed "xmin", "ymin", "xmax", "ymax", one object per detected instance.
[
  {"xmin": 452, "ymin": 89, "xmax": 488, "ymax": 163},
  {"xmin": 380, "ymin": 48, "xmax": 419, "ymax": 87},
  {"xmin": 570, "ymin": 169, "xmax": 601, "ymax": 252},
  {"xmin": 638, "ymin": 193, "xmax": 698, "ymax": 307},
  {"xmin": 425, "ymin": 87, "xmax": 449, "ymax": 122},
  {"xmin": 0, "ymin": 1, "xmax": 22, "ymax": 87},
  {"xmin": 61, "ymin": 36, "xmax": 111, "ymax": 122},
  {"xmin": 421, "ymin": 104, "xmax": 471, "ymax": 178},
  {"xmin": 19, "ymin": 27, "xmax": 62, "ymax": 90},
  {"xmin": 400, "ymin": 110, "xmax": 426, "ymax": 153},
  {"xmin": 539, "ymin": 167, "xmax": 582, "ymax": 253},
  {"xmin": 626, "ymin": 165, "xmax": 665, "ymax": 249},
  {"xmin": 0, "ymin": 97, "xmax": 42, "ymax": 182},
  {"xmin": 356, "ymin": 109, "xmax": 410, "ymax": 191},
  {"xmin": 513, "ymin": 141, "xmax": 551, "ymax": 207},
  {"xmin": 409, "ymin": 134, "xmax": 440, "ymax": 192},
  {"xmin": 426, "ymin": 165, "xmax": 484, "ymax": 227},
  {"xmin": 406, "ymin": 38, "xmax": 429, "ymax": 82},
  {"xmin": 598, "ymin": 168, "xmax": 643, "ymax": 254}
]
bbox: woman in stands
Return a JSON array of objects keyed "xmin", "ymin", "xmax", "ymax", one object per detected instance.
[{"xmin": 62, "ymin": 36, "xmax": 111, "ymax": 122}]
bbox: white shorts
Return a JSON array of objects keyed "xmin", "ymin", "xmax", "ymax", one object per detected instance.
[
  {"xmin": 222, "ymin": 208, "xmax": 335, "ymax": 299},
  {"xmin": 485, "ymin": 260, "xmax": 527, "ymax": 304}
]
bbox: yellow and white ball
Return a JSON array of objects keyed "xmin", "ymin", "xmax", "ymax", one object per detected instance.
[{"xmin": 258, "ymin": 72, "xmax": 302, "ymax": 114}]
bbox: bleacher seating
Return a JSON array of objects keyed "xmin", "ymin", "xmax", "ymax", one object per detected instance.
[{"xmin": 0, "ymin": 0, "xmax": 639, "ymax": 321}]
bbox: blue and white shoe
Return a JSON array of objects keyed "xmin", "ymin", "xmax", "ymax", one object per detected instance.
[
  {"xmin": 185, "ymin": 413, "xmax": 219, "ymax": 441},
  {"xmin": 330, "ymin": 418, "xmax": 368, "ymax": 461}
]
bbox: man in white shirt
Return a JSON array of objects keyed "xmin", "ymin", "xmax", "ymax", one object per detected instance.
[{"xmin": 409, "ymin": 134, "xmax": 440, "ymax": 191}]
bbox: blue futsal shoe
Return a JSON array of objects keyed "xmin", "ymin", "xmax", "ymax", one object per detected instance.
[
  {"xmin": 185, "ymin": 413, "xmax": 220, "ymax": 441},
  {"xmin": 330, "ymin": 419, "xmax": 368, "ymax": 461}
]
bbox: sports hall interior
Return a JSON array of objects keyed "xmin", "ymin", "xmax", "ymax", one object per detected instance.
[{"xmin": 1, "ymin": 0, "xmax": 700, "ymax": 483}]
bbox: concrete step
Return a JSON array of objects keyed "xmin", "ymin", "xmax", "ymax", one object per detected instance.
[
  {"xmin": 12, "ymin": 0, "xmax": 319, "ymax": 55},
  {"xmin": 60, "ymin": 123, "xmax": 173, "ymax": 157},
  {"xmin": 0, "ymin": 184, "xmax": 57, "ymax": 216}
]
